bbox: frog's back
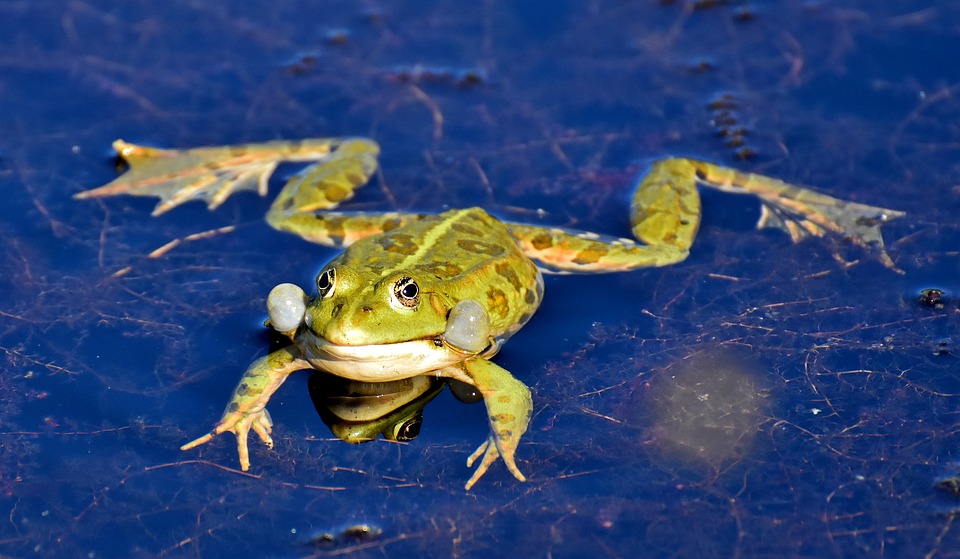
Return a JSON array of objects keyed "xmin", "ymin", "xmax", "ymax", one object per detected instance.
[{"xmin": 337, "ymin": 207, "xmax": 543, "ymax": 338}]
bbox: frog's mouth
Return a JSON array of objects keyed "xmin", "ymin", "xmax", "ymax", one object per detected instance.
[
  {"xmin": 268, "ymin": 284, "xmax": 494, "ymax": 382},
  {"xmin": 299, "ymin": 330, "xmax": 468, "ymax": 383}
]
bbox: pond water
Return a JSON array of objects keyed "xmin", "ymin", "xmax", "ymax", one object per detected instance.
[{"xmin": 1, "ymin": 1, "xmax": 959, "ymax": 557}]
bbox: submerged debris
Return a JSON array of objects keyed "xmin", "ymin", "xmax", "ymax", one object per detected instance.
[{"xmin": 303, "ymin": 523, "xmax": 384, "ymax": 546}]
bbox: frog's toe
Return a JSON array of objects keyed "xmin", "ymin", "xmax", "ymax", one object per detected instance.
[
  {"xmin": 251, "ymin": 409, "xmax": 274, "ymax": 449},
  {"xmin": 229, "ymin": 409, "xmax": 274, "ymax": 470},
  {"xmin": 464, "ymin": 435, "xmax": 526, "ymax": 489},
  {"xmin": 236, "ymin": 424, "xmax": 252, "ymax": 471},
  {"xmin": 466, "ymin": 437, "xmax": 492, "ymax": 469},
  {"xmin": 464, "ymin": 437, "xmax": 497, "ymax": 490},
  {"xmin": 180, "ymin": 432, "xmax": 214, "ymax": 451},
  {"xmin": 498, "ymin": 447, "xmax": 527, "ymax": 484}
]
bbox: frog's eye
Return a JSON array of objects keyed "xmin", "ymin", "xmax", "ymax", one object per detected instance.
[
  {"xmin": 317, "ymin": 268, "xmax": 336, "ymax": 298},
  {"xmin": 392, "ymin": 415, "xmax": 423, "ymax": 441},
  {"xmin": 393, "ymin": 276, "xmax": 420, "ymax": 308}
]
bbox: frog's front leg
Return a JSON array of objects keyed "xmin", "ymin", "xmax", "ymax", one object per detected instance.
[
  {"xmin": 440, "ymin": 359, "xmax": 533, "ymax": 490},
  {"xmin": 181, "ymin": 345, "xmax": 310, "ymax": 470}
]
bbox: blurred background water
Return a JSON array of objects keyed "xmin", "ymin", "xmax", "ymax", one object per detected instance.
[{"xmin": 1, "ymin": 1, "xmax": 959, "ymax": 557}]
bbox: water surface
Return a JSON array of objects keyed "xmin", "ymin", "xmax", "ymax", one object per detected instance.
[{"xmin": 1, "ymin": 1, "xmax": 958, "ymax": 557}]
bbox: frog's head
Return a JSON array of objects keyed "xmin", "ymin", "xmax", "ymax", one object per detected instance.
[{"xmin": 266, "ymin": 265, "xmax": 491, "ymax": 354}]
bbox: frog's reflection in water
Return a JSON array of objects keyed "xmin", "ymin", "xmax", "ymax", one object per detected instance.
[{"xmin": 308, "ymin": 372, "xmax": 482, "ymax": 444}]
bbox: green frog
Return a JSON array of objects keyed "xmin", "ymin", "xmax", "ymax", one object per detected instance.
[
  {"xmin": 308, "ymin": 374, "xmax": 446, "ymax": 444},
  {"xmin": 75, "ymin": 137, "xmax": 903, "ymax": 489}
]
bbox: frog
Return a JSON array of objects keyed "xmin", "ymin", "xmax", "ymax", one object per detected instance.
[
  {"xmin": 74, "ymin": 137, "xmax": 903, "ymax": 489},
  {"xmin": 308, "ymin": 373, "xmax": 445, "ymax": 444}
]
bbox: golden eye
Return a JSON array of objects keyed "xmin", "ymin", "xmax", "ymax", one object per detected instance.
[
  {"xmin": 393, "ymin": 416, "xmax": 422, "ymax": 441},
  {"xmin": 316, "ymin": 268, "xmax": 336, "ymax": 298},
  {"xmin": 393, "ymin": 276, "xmax": 419, "ymax": 308}
]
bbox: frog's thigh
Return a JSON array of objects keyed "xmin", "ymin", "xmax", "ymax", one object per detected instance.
[
  {"xmin": 630, "ymin": 158, "xmax": 703, "ymax": 252},
  {"xmin": 263, "ymin": 138, "xmax": 423, "ymax": 248},
  {"xmin": 265, "ymin": 138, "xmax": 379, "ymax": 229},
  {"xmin": 266, "ymin": 211, "xmax": 427, "ymax": 249}
]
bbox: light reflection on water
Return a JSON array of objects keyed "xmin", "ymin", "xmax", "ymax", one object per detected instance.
[{"xmin": 651, "ymin": 350, "xmax": 768, "ymax": 464}]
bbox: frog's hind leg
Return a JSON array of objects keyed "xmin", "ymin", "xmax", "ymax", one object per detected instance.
[
  {"xmin": 265, "ymin": 138, "xmax": 381, "ymax": 221},
  {"xmin": 509, "ymin": 158, "xmax": 903, "ymax": 273},
  {"xmin": 75, "ymin": 138, "xmax": 373, "ymax": 216},
  {"xmin": 681, "ymin": 158, "xmax": 905, "ymax": 271},
  {"xmin": 507, "ymin": 158, "xmax": 703, "ymax": 273},
  {"xmin": 261, "ymin": 138, "xmax": 435, "ymax": 248},
  {"xmin": 266, "ymin": 210, "xmax": 429, "ymax": 249}
]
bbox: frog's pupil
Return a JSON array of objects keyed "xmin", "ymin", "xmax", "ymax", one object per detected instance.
[
  {"xmin": 397, "ymin": 416, "xmax": 422, "ymax": 440},
  {"xmin": 393, "ymin": 277, "xmax": 420, "ymax": 307}
]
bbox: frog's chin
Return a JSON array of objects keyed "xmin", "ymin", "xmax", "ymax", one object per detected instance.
[{"xmin": 299, "ymin": 330, "xmax": 469, "ymax": 383}]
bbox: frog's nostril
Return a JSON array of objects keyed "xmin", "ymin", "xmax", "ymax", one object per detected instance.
[
  {"xmin": 332, "ymin": 303, "xmax": 343, "ymax": 317},
  {"xmin": 362, "ymin": 305, "xmax": 373, "ymax": 313}
]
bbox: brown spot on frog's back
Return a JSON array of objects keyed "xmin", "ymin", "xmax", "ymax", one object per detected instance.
[
  {"xmin": 513, "ymin": 311, "xmax": 536, "ymax": 332},
  {"xmin": 452, "ymin": 222, "xmax": 483, "ymax": 237},
  {"xmin": 378, "ymin": 233, "xmax": 419, "ymax": 255},
  {"xmin": 486, "ymin": 287, "xmax": 510, "ymax": 319},
  {"xmin": 458, "ymin": 239, "xmax": 505, "ymax": 256},
  {"xmin": 523, "ymin": 288, "xmax": 537, "ymax": 305},
  {"xmin": 495, "ymin": 261, "xmax": 523, "ymax": 291},
  {"xmin": 418, "ymin": 261, "xmax": 464, "ymax": 279}
]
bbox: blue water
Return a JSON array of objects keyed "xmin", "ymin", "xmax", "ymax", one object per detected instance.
[{"xmin": 1, "ymin": 1, "xmax": 959, "ymax": 557}]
